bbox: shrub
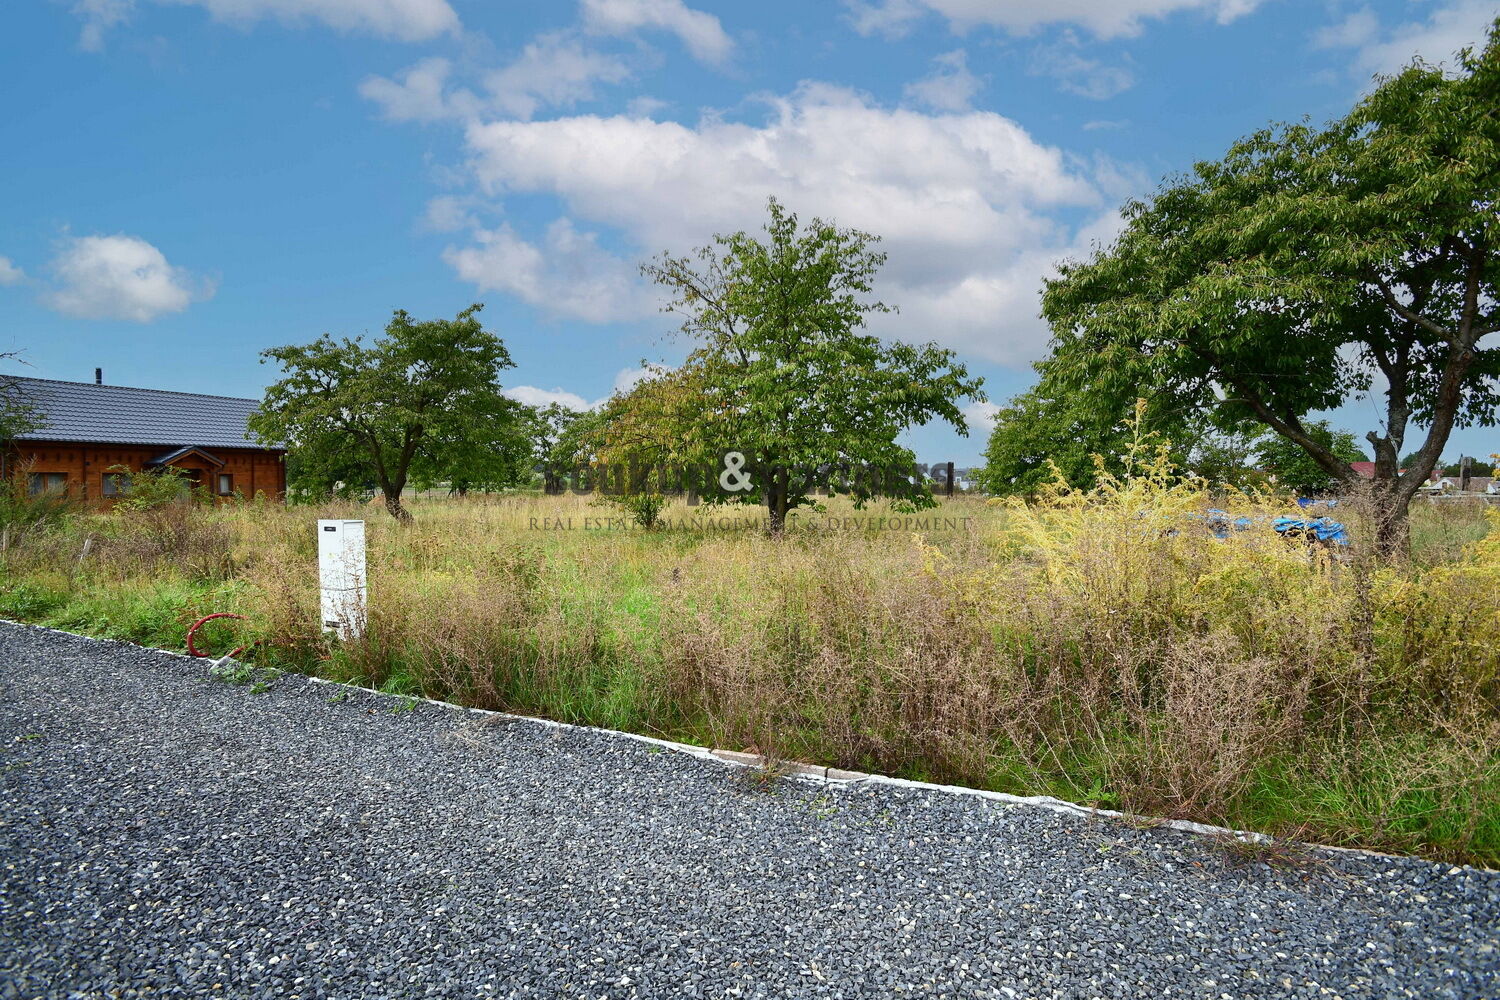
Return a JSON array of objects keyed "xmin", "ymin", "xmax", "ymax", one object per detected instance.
[
  {"xmin": 595, "ymin": 492, "xmax": 670, "ymax": 529},
  {"xmin": 0, "ymin": 461, "xmax": 80, "ymax": 537}
]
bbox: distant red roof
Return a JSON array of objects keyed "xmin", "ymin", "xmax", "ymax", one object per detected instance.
[{"xmin": 1348, "ymin": 462, "xmax": 1408, "ymax": 479}]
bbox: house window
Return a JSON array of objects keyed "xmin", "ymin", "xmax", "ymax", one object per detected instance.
[
  {"xmin": 28, "ymin": 472, "xmax": 67, "ymax": 495},
  {"xmin": 102, "ymin": 473, "xmax": 132, "ymax": 497},
  {"xmin": 217, "ymin": 473, "xmax": 233, "ymax": 496}
]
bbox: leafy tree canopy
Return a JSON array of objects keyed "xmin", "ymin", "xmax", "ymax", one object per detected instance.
[
  {"xmin": 591, "ymin": 363, "xmax": 709, "ymax": 479},
  {"xmin": 1033, "ymin": 21, "xmax": 1499, "ymax": 547},
  {"xmin": 624, "ymin": 198, "xmax": 985, "ymax": 533},
  {"xmin": 252, "ymin": 304, "xmax": 523, "ymax": 520},
  {"xmin": 525, "ymin": 402, "xmax": 602, "ymax": 494},
  {"xmin": 1257, "ymin": 420, "xmax": 1370, "ymax": 494},
  {"xmin": 977, "ymin": 387, "xmax": 1267, "ymax": 496}
]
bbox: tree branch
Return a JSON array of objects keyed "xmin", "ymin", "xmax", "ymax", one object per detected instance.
[
  {"xmin": 1187, "ymin": 341, "xmax": 1355, "ymax": 483},
  {"xmin": 1457, "ymin": 241, "xmax": 1486, "ymax": 346},
  {"xmin": 1375, "ymin": 277, "xmax": 1455, "ymax": 343}
]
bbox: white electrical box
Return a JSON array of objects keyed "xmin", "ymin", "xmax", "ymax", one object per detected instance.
[{"xmin": 317, "ymin": 519, "xmax": 366, "ymax": 639}]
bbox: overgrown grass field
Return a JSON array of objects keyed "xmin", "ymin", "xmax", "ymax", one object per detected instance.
[{"xmin": 3, "ymin": 467, "xmax": 1497, "ymax": 866}]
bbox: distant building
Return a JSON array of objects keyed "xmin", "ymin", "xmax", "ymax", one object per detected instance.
[
  {"xmin": 2, "ymin": 376, "xmax": 285, "ymax": 501},
  {"xmin": 1419, "ymin": 465, "xmax": 1493, "ymax": 494},
  {"xmin": 1348, "ymin": 461, "xmax": 1378, "ymax": 479}
]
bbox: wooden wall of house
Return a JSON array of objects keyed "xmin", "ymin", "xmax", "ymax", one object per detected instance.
[{"xmin": 4, "ymin": 441, "xmax": 286, "ymax": 502}]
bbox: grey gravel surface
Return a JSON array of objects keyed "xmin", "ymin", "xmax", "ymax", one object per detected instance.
[{"xmin": 1, "ymin": 621, "xmax": 1497, "ymax": 1000}]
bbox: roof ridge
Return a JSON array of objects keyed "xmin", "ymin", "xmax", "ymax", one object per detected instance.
[{"xmin": 10, "ymin": 375, "xmax": 259, "ymax": 406}]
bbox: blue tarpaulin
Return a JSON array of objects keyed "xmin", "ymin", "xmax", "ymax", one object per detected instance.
[
  {"xmin": 1272, "ymin": 515, "xmax": 1350, "ymax": 545},
  {"xmin": 1191, "ymin": 508, "xmax": 1350, "ymax": 545},
  {"xmin": 1204, "ymin": 509, "xmax": 1254, "ymax": 538}
]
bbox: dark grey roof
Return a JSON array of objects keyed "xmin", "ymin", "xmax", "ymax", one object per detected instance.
[{"xmin": 10, "ymin": 377, "xmax": 278, "ymax": 450}]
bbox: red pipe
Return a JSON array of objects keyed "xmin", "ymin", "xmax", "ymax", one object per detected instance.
[{"xmin": 186, "ymin": 613, "xmax": 255, "ymax": 659}]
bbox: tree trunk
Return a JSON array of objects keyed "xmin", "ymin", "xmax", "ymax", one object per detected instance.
[
  {"xmin": 765, "ymin": 466, "xmax": 788, "ymax": 537},
  {"xmin": 1371, "ymin": 484, "xmax": 1411, "ymax": 558},
  {"xmin": 383, "ymin": 488, "xmax": 412, "ymax": 523}
]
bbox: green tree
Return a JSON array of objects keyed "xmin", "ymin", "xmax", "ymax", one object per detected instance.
[
  {"xmin": 420, "ymin": 397, "xmax": 532, "ymax": 497},
  {"xmin": 0, "ymin": 351, "xmax": 40, "ymax": 446},
  {"xmin": 591, "ymin": 364, "xmax": 707, "ymax": 486},
  {"xmin": 977, "ymin": 388, "xmax": 1100, "ymax": 496},
  {"xmin": 587, "ymin": 364, "xmax": 710, "ymax": 523},
  {"xmin": 1, "ymin": 355, "xmax": 68, "ymax": 533},
  {"xmin": 1438, "ymin": 458, "xmax": 1495, "ymax": 477},
  {"xmin": 282, "ymin": 442, "xmax": 375, "ymax": 503},
  {"xmin": 637, "ymin": 198, "xmax": 985, "ymax": 534},
  {"xmin": 526, "ymin": 402, "xmax": 597, "ymax": 494},
  {"xmin": 1188, "ymin": 427, "xmax": 1265, "ymax": 489},
  {"xmin": 252, "ymin": 304, "xmax": 521, "ymax": 522},
  {"xmin": 1257, "ymin": 421, "xmax": 1370, "ymax": 494},
  {"xmin": 977, "ymin": 386, "xmax": 1191, "ymax": 496},
  {"xmin": 1037, "ymin": 21, "xmax": 1500, "ymax": 551},
  {"xmin": 977, "ymin": 382, "xmax": 1262, "ymax": 495}
]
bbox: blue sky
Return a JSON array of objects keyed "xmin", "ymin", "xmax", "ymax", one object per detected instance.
[{"xmin": 2, "ymin": 0, "xmax": 1496, "ymax": 466}]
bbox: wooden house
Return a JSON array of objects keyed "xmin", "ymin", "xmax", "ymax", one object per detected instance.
[{"xmin": 3, "ymin": 375, "xmax": 285, "ymax": 502}]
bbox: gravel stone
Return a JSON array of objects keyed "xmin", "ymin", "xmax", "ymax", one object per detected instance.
[{"xmin": 1, "ymin": 620, "xmax": 1497, "ymax": 999}]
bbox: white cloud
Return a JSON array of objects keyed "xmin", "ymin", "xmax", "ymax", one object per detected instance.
[
  {"xmin": 420, "ymin": 195, "xmax": 477, "ymax": 232},
  {"xmin": 580, "ymin": 0, "xmax": 732, "ymax": 63},
  {"xmin": 844, "ymin": 0, "xmax": 1264, "ymax": 39},
  {"xmin": 362, "ymin": 34, "xmax": 633, "ymax": 123},
  {"xmin": 75, "ymin": 0, "xmax": 457, "ymax": 47},
  {"xmin": 904, "ymin": 49, "xmax": 983, "ymax": 112},
  {"xmin": 611, "ymin": 365, "xmax": 654, "ymax": 395},
  {"xmin": 1030, "ymin": 37, "xmax": 1136, "ymax": 99},
  {"xmin": 1316, "ymin": 0, "xmax": 1495, "ymax": 79},
  {"xmin": 360, "ymin": 57, "xmax": 476, "ymax": 122},
  {"xmin": 454, "ymin": 82, "xmax": 1120, "ymax": 365},
  {"xmin": 1313, "ymin": 7, "xmax": 1379, "ymax": 51},
  {"xmin": 72, "ymin": 0, "xmax": 134, "ymax": 51},
  {"xmin": 168, "ymin": 0, "xmax": 456, "ymax": 39},
  {"xmin": 0, "ymin": 257, "xmax": 24, "ymax": 287},
  {"xmin": 961, "ymin": 400, "xmax": 1000, "ymax": 434},
  {"xmin": 843, "ymin": 0, "xmax": 925, "ymax": 38},
  {"xmin": 505, "ymin": 364, "xmax": 662, "ymax": 412},
  {"xmin": 443, "ymin": 218, "xmax": 654, "ymax": 324},
  {"xmin": 505, "ymin": 385, "xmax": 593, "ymax": 410},
  {"xmin": 1082, "ymin": 119, "xmax": 1129, "ymax": 131},
  {"xmin": 45, "ymin": 234, "xmax": 211, "ymax": 322},
  {"xmin": 485, "ymin": 32, "xmax": 633, "ymax": 119},
  {"xmin": 626, "ymin": 95, "xmax": 670, "ymax": 118},
  {"xmin": 506, "ymin": 365, "xmax": 666, "ymax": 413}
]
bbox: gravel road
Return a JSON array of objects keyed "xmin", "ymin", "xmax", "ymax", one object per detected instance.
[{"xmin": 1, "ymin": 620, "xmax": 1496, "ymax": 999}]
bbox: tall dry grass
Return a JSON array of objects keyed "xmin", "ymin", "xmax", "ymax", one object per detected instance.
[{"xmin": 1, "ymin": 468, "xmax": 1496, "ymax": 864}]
